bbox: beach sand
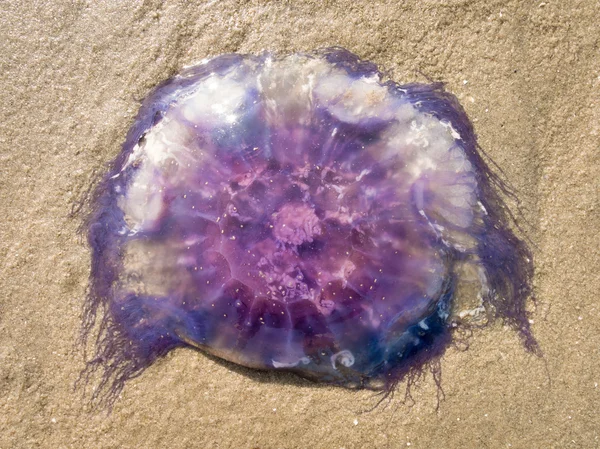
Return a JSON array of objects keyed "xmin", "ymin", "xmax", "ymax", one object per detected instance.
[{"xmin": 0, "ymin": 1, "xmax": 598, "ymax": 447}]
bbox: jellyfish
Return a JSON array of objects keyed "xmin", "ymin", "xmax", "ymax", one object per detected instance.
[{"xmin": 80, "ymin": 48, "xmax": 536, "ymax": 405}]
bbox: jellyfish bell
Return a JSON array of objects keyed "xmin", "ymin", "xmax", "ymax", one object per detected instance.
[{"xmin": 81, "ymin": 48, "xmax": 536, "ymax": 405}]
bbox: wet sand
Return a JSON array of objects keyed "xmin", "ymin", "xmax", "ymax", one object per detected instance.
[{"xmin": 1, "ymin": 1, "xmax": 598, "ymax": 448}]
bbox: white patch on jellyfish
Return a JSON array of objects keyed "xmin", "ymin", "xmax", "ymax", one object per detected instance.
[
  {"xmin": 145, "ymin": 119, "xmax": 196, "ymax": 168},
  {"xmin": 445, "ymin": 145, "xmax": 473, "ymax": 173},
  {"xmin": 122, "ymin": 141, "xmax": 144, "ymax": 172},
  {"xmin": 272, "ymin": 357, "xmax": 311, "ymax": 368},
  {"xmin": 362, "ymin": 102, "xmax": 417, "ymax": 161},
  {"xmin": 330, "ymin": 350, "xmax": 355, "ymax": 370},
  {"xmin": 478, "ymin": 201, "xmax": 488, "ymax": 215},
  {"xmin": 119, "ymin": 160, "xmax": 165, "ymax": 232},
  {"xmin": 436, "ymin": 203, "xmax": 473, "ymax": 229},
  {"xmin": 396, "ymin": 113, "xmax": 468, "ymax": 181},
  {"xmin": 118, "ymin": 114, "xmax": 213, "ymax": 232},
  {"xmin": 406, "ymin": 119, "xmax": 431, "ymax": 148},
  {"xmin": 314, "ymin": 72, "xmax": 395, "ymax": 123},
  {"xmin": 261, "ymin": 57, "xmax": 328, "ymax": 127},
  {"xmin": 355, "ymin": 169, "xmax": 371, "ymax": 181},
  {"xmin": 181, "ymin": 74, "xmax": 247, "ymax": 125},
  {"xmin": 440, "ymin": 120, "xmax": 462, "ymax": 140}
]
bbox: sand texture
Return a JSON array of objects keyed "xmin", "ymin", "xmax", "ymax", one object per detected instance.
[{"xmin": 0, "ymin": 1, "xmax": 598, "ymax": 448}]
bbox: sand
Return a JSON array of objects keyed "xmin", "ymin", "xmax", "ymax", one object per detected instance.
[{"xmin": 0, "ymin": 1, "xmax": 598, "ymax": 448}]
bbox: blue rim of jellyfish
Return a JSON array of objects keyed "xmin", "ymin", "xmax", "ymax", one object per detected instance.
[{"xmin": 79, "ymin": 47, "xmax": 537, "ymax": 406}]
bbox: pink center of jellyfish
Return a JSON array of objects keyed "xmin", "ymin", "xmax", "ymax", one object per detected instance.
[{"xmin": 272, "ymin": 203, "xmax": 321, "ymax": 246}]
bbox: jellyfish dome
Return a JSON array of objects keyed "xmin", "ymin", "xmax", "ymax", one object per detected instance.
[{"xmin": 82, "ymin": 48, "xmax": 535, "ymax": 402}]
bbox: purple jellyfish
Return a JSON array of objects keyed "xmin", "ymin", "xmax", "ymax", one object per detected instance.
[{"xmin": 81, "ymin": 48, "xmax": 536, "ymax": 405}]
